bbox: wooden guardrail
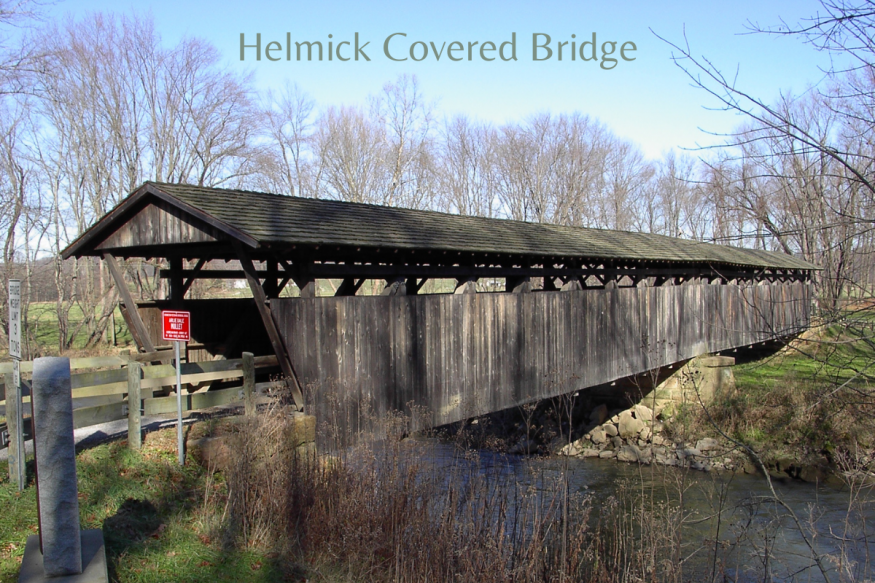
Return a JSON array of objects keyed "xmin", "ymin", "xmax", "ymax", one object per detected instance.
[{"xmin": 1, "ymin": 353, "xmax": 280, "ymax": 451}]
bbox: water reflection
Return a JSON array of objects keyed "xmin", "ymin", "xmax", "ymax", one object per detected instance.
[{"xmin": 391, "ymin": 438, "xmax": 874, "ymax": 582}]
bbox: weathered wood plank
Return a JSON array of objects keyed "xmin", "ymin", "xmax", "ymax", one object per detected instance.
[
  {"xmin": 272, "ymin": 282, "xmax": 811, "ymax": 445},
  {"xmin": 143, "ymin": 385, "xmax": 246, "ymax": 416}
]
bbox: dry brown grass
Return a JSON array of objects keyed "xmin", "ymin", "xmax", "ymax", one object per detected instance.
[{"xmin": 208, "ymin": 406, "xmax": 699, "ymax": 583}]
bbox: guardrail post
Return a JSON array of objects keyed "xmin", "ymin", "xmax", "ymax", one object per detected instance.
[
  {"xmin": 242, "ymin": 352, "xmax": 255, "ymax": 417},
  {"xmin": 127, "ymin": 363, "xmax": 143, "ymax": 450}
]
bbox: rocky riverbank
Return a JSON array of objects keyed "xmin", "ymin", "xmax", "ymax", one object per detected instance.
[
  {"xmin": 557, "ymin": 402, "xmax": 741, "ymax": 470},
  {"xmin": 445, "ymin": 353, "xmax": 868, "ymax": 485}
]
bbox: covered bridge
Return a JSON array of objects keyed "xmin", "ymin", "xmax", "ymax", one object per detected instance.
[{"xmin": 63, "ymin": 182, "xmax": 817, "ymax": 439}]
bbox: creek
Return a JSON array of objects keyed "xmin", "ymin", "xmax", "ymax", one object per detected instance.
[{"xmin": 405, "ymin": 439, "xmax": 874, "ymax": 583}]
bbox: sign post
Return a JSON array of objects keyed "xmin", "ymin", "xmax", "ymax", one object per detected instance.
[
  {"xmin": 8, "ymin": 280, "xmax": 24, "ymax": 490},
  {"xmin": 161, "ymin": 310, "xmax": 190, "ymax": 466}
]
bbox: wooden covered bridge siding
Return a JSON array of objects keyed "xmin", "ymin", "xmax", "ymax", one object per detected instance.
[
  {"xmin": 62, "ymin": 182, "xmax": 820, "ymax": 418},
  {"xmin": 274, "ymin": 281, "xmax": 811, "ymax": 436}
]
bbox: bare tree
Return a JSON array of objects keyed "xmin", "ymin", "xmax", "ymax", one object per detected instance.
[
  {"xmin": 371, "ymin": 74, "xmax": 435, "ymax": 209},
  {"xmin": 316, "ymin": 105, "xmax": 389, "ymax": 204},
  {"xmin": 655, "ymin": 3, "xmax": 875, "ymax": 304},
  {"xmin": 255, "ymin": 82, "xmax": 318, "ymax": 197},
  {"xmin": 20, "ymin": 12, "xmax": 260, "ymax": 350},
  {"xmin": 436, "ymin": 115, "xmax": 498, "ymax": 217}
]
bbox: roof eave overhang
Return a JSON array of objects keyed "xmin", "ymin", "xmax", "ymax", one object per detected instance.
[{"xmin": 61, "ymin": 182, "xmax": 260, "ymax": 259}]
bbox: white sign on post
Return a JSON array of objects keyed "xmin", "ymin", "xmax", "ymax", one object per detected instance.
[
  {"xmin": 9, "ymin": 279, "xmax": 20, "ymax": 359},
  {"xmin": 8, "ymin": 279, "xmax": 24, "ymax": 490}
]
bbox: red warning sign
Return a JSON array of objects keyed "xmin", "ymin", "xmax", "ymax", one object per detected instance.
[{"xmin": 162, "ymin": 310, "xmax": 191, "ymax": 342}]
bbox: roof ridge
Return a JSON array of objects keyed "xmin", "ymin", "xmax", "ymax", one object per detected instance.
[
  {"xmin": 128, "ymin": 181, "xmax": 817, "ymax": 270},
  {"xmin": 150, "ymin": 181, "xmax": 742, "ymax": 246}
]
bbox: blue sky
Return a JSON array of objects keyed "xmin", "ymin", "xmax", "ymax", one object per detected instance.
[{"xmin": 47, "ymin": 0, "xmax": 836, "ymax": 159}]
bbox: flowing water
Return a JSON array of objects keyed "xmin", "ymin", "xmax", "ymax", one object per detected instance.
[{"xmin": 398, "ymin": 439, "xmax": 874, "ymax": 582}]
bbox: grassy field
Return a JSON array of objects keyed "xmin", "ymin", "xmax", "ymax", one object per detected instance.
[
  {"xmin": 4, "ymin": 302, "xmax": 135, "ymax": 358},
  {"xmin": 0, "ymin": 424, "xmax": 293, "ymax": 583},
  {"xmin": 704, "ymin": 319, "xmax": 875, "ymax": 463}
]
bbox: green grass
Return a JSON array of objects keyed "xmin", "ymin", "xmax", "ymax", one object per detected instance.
[
  {"xmin": 706, "ymin": 319, "xmax": 875, "ymax": 459},
  {"xmin": 733, "ymin": 321, "xmax": 874, "ymax": 391},
  {"xmin": 0, "ymin": 426, "xmax": 293, "ymax": 583},
  {"xmin": 2, "ymin": 302, "xmax": 135, "ymax": 358}
]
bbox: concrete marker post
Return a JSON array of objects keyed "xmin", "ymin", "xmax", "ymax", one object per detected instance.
[{"xmin": 30, "ymin": 357, "xmax": 82, "ymax": 577}]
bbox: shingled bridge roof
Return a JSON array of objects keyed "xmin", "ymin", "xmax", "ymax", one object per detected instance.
[{"xmin": 63, "ymin": 182, "xmax": 818, "ymax": 271}]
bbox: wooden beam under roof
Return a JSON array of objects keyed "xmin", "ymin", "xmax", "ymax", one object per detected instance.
[
  {"xmin": 158, "ymin": 264, "xmax": 796, "ymax": 282},
  {"xmin": 234, "ymin": 242, "xmax": 305, "ymax": 409},
  {"xmin": 104, "ymin": 253, "xmax": 155, "ymax": 353}
]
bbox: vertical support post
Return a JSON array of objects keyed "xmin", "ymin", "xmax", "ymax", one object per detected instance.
[
  {"xmin": 294, "ymin": 266, "xmax": 316, "ymax": 298},
  {"xmin": 127, "ymin": 363, "xmax": 143, "ymax": 450},
  {"xmin": 169, "ymin": 257, "xmax": 184, "ymax": 309},
  {"xmin": 263, "ymin": 260, "xmax": 279, "ymax": 298},
  {"xmin": 31, "ymin": 357, "xmax": 82, "ymax": 577},
  {"xmin": 5, "ymin": 369, "xmax": 24, "ymax": 490},
  {"xmin": 175, "ymin": 340, "xmax": 184, "ymax": 466},
  {"xmin": 335, "ymin": 278, "xmax": 363, "ymax": 297},
  {"xmin": 243, "ymin": 351, "xmax": 255, "ymax": 417}
]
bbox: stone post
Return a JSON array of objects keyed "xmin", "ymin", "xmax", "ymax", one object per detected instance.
[{"xmin": 31, "ymin": 357, "xmax": 82, "ymax": 577}]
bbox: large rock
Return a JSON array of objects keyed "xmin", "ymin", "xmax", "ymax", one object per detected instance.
[
  {"xmin": 618, "ymin": 411, "xmax": 645, "ymax": 439},
  {"xmin": 599, "ymin": 450, "xmax": 616, "ymax": 459},
  {"xmin": 559, "ymin": 440, "xmax": 584, "ymax": 456},
  {"xmin": 589, "ymin": 426, "xmax": 607, "ymax": 445},
  {"xmin": 648, "ymin": 355, "xmax": 737, "ymax": 407},
  {"xmin": 604, "ymin": 424, "xmax": 619, "ymax": 437},
  {"xmin": 696, "ymin": 438, "xmax": 721, "ymax": 452},
  {"xmin": 580, "ymin": 448, "xmax": 601, "ymax": 458},
  {"xmin": 617, "ymin": 444, "xmax": 642, "ymax": 463},
  {"xmin": 632, "ymin": 404, "xmax": 653, "ymax": 421},
  {"xmin": 677, "ymin": 447, "xmax": 702, "ymax": 460}
]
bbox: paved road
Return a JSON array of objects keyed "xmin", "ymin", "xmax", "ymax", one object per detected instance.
[{"xmin": 0, "ymin": 411, "xmax": 220, "ymax": 462}]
